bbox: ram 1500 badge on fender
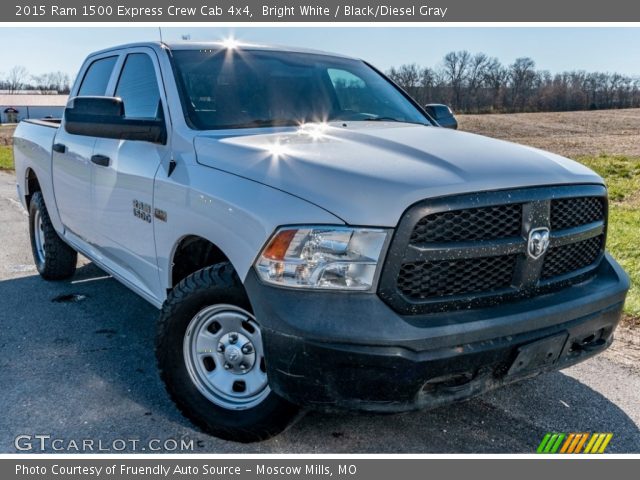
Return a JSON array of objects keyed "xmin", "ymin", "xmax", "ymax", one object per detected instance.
[{"xmin": 13, "ymin": 42, "xmax": 629, "ymax": 443}]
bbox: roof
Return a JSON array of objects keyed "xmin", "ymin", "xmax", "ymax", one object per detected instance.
[
  {"xmin": 0, "ymin": 95, "xmax": 68, "ymax": 107},
  {"xmin": 90, "ymin": 41, "xmax": 357, "ymax": 61}
]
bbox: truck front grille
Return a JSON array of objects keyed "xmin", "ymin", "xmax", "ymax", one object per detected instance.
[{"xmin": 378, "ymin": 186, "xmax": 607, "ymax": 314}]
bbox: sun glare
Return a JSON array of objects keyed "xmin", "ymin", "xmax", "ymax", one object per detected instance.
[
  {"xmin": 298, "ymin": 122, "xmax": 330, "ymax": 141},
  {"xmin": 265, "ymin": 141, "xmax": 291, "ymax": 159},
  {"xmin": 221, "ymin": 37, "xmax": 240, "ymax": 49}
]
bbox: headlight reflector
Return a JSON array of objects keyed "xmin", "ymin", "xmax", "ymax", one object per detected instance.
[{"xmin": 255, "ymin": 227, "xmax": 389, "ymax": 290}]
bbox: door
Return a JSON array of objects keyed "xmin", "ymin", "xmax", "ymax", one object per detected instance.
[
  {"xmin": 90, "ymin": 50, "xmax": 169, "ymax": 299},
  {"xmin": 52, "ymin": 55, "xmax": 118, "ymax": 239}
]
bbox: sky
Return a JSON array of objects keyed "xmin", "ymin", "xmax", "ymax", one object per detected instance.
[{"xmin": 0, "ymin": 27, "xmax": 639, "ymax": 80}]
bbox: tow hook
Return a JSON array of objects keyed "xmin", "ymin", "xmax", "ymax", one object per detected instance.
[{"xmin": 570, "ymin": 331, "xmax": 607, "ymax": 354}]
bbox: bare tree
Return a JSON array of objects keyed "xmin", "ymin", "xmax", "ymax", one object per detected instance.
[
  {"xmin": 32, "ymin": 71, "xmax": 71, "ymax": 94},
  {"xmin": 483, "ymin": 57, "xmax": 508, "ymax": 111},
  {"xmin": 6, "ymin": 65, "xmax": 29, "ymax": 93},
  {"xmin": 442, "ymin": 51, "xmax": 471, "ymax": 109},
  {"xmin": 466, "ymin": 53, "xmax": 491, "ymax": 111},
  {"xmin": 509, "ymin": 57, "xmax": 537, "ymax": 110},
  {"xmin": 418, "ymin": 67, "xmax": 439, "ymax": 104}
]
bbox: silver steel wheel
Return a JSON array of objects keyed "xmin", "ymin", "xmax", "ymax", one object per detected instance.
[
  {"xmin": 33, "ymin": 209, "xmax": 46, "ymax": 265},
  {"xmin": 183, "ymin": 304, "xmax": 270, "ymax": 410}
]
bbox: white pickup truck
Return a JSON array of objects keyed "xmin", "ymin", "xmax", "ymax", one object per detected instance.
[{"xmin": 13, "ymin": 41, "xmax": 629, "ymax": 442}]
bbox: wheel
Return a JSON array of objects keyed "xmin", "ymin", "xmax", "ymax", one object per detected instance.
[
  {"xmin": 29, "ymin": 191, "xmax": 77, "ymax": 280},
  {"xmin": 156, "ymin": 263, "xmax": 299, "ymax": 442}
]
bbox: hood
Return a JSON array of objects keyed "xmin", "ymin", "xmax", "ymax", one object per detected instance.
[{"xmin": 194, "ymin": 122, "xmax": 603, "ymax": 226}]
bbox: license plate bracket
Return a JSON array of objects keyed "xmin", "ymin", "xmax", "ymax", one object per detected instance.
[{"xmin": 507, "ymin": 333, "xmax": 569, "ymax": 376}]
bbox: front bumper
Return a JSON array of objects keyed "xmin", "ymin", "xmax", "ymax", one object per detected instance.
[{"xmin": 244, "ymin": 254, "xmax": 629, "ymax": 412}]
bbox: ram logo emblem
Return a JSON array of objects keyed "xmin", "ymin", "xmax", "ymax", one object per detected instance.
[{"xmin": 527, "ymin": 227, "xmax": 551, "ymax": 259}]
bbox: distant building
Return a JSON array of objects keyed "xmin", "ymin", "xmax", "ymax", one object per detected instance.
[
  {"xmin": 0, "ymin": 94, "xmax": 68, "ymax": 124},
  {"xmin": 0, "ymin": 89, "xmax": 61, "ymax": 95}
]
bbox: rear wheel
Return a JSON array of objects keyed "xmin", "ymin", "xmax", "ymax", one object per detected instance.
[
  {"xmin": 156, "ymin": 263, "xmax": 299, "ymax": 442},
  {"xmin": 29, "ymin": 191, "xmax": 77, "ymax": 280}
]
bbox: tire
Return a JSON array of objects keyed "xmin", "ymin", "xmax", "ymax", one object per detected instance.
[
  {"xmin": 156, "ymin": 263, "xmax": 300, "ymax": 442},
  {"xmin": 29, "ymin": 191, "xmax": 77, "ymax": 280}
]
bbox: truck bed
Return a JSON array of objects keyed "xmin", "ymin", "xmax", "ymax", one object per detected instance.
[
  {"xmin": 12, "ymin": 119, "xmax": 60, "ymax": 210},
  {"xmin": 23, "ymin": 118, "xmax": 62, "ymax": 128}
]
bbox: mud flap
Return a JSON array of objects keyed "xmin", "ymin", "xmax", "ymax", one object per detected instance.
[{"xmin": 507, "ymin": 333, "xmax": 569, "ymax": 376}]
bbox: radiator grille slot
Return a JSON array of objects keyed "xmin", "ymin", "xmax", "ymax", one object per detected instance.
[
  {"xmin": 551, "ymin": 196, "xmax": 605, "ymax": 230},
  {"xmin": 542, "ymin": 235, "xmax": 604, "ymax": 280},
  {"xmin": 398, "ymin": 255, "xmax": 517, "ymax": 300},
  {"xmin": 410, "ymin": 204, "xmax": 522, "ymax": 244}
]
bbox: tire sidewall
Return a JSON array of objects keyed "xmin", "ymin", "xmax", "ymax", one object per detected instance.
[{"xmin": 29, "ymin": 192, "xmax": 48, "ymax": 273}]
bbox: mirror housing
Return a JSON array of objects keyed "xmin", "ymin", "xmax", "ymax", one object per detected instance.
[
  {"xmin": 424, "ymin": 103, "xmax": 458, "ymax": 130},
  {"xmin": 64, "ymin": 96, "xmax": 166, "ymax": 144}
]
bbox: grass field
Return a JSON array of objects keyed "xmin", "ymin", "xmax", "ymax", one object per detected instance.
[
  {"xmin": 0, "ymin": 125, "xmax": 15, "ymax": 170},
  {"xmin": 1, "ymin": 110, "xmax": 638, "ymax": 322},
  {"xmin": 0, "ymin": 146, "xmax": 13, "ymax": 170}
]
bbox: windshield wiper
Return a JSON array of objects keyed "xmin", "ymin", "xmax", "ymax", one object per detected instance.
[
  {"xmin": 331, "ymin": 115, "xmax": 428, "ymax": 125},
  {"xmin": 211, "ymin": 119, "xmax": 299, "ymax": 129},
  {"xmin": 366, "ymin": 116, "xmax": 403, "ymax": 122},
  {"xmin": 362, "ymin": 117, "xmax": 430, "ymax": 126},
  {"xmin": 244, "ymin": 119, "xmax": 298, "ymax": 127}
]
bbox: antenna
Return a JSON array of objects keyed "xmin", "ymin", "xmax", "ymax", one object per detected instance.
[{"xmin": 158, "ymin": 27, "xmax": 164, "ymax": 43}]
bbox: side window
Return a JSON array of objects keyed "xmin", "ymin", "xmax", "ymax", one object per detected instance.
[
  {"xmin": 78, "ymin": 56, "xmax": 118, "ymax": 96},
  {"xmin": 115, "ymin": 53, "xmax": 161, "ymax": 119}
]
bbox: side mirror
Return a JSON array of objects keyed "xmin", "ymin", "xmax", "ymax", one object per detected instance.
[
  {"xmin": 424, "ymin": 103, "xmax": 458, "ymax": 130},
  {"xmin": 64, "ymin": 96, "xmax": 166, "ymax": 144}
]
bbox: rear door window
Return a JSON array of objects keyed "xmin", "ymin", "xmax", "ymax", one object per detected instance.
[{"xmin": 78, "ymin": 56, "xmax": 118, "ymax": 96}]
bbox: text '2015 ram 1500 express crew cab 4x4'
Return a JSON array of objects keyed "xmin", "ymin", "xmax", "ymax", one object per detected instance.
[{"xmin": 13, "ymin": 42, "xmax": 629, "ymax": 442}]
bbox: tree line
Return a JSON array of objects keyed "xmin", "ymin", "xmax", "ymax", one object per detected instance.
[
  {"xmin": 0, "ymin": 66, "xmax": 71, "ymax": 94},
  {"xmin": 2, "ymin": 53, "xmax": 639, "ymax": 111},
  {"xmin": 386, "ymin": 51, "xmax": 640, "ymax": 113}
]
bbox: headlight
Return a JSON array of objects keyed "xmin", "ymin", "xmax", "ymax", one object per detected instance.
[{"xmin": 255, "ymin": 226, "xmax": 390, "ymax": 291}]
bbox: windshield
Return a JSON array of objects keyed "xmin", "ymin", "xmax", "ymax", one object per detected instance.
[{"xmin": 171, "ymin": 49, "xmax": 431, "ymax": 130}]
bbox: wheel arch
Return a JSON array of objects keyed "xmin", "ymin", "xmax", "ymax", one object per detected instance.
[
  {"xmin": 24, "ymin": 167, "xmax": 41, "ymax": 208},
  {"xmin": 168, "ymin": 234, "xmax": 236, "ymax": 290}
]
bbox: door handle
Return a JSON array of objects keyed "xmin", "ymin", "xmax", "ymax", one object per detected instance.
[
  {"xmin": 52, "ymin": 143, "xmax": 67, "ymax": 154},
  {"xmin": 91, "ymin": 154, "xmax": 110, "ymax": 167}
]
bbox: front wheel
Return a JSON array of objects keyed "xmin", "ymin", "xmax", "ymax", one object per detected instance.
[{"xmin": 155, "ymin": 264, "xmax": 299, "ymax": 442}]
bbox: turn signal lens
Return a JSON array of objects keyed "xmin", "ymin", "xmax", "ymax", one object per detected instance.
[{"xmin": 262, "ymin": 229, "xmax": 297, "ymax": 260}]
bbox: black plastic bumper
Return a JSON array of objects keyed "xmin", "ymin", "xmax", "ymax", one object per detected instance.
[{"xmin": 244, "ymin": 254, "xmax": 629, "ymax": 412}]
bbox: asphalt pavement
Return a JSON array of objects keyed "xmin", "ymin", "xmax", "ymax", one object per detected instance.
[{"xmin": 0, "ymin": 171, "xmax": 638, "ymax": 453}]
